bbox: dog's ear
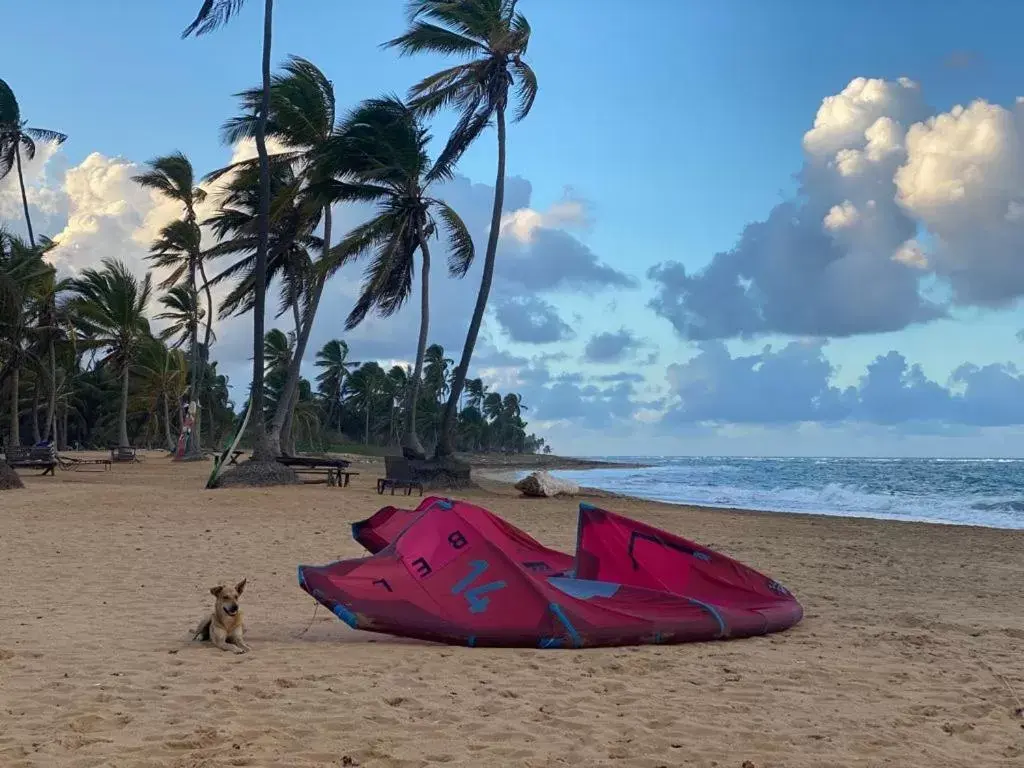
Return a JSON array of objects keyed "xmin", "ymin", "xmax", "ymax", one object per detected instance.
[
  {"xmin": 235, "ymin": 578, "xmax": 246, "ymax": 596},
  {"xmin": 210, "ymin": 585, "xmax": 223, "ymax": 597}
]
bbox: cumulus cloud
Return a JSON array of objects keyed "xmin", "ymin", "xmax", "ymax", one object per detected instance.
[
  {"xmin": 649, "ymin": 76, "xmax": 1024, "ymax": 341},
  {"xmin": 493, "ymin": 296, "xmax": 574, "ymax": 344},
  {"xmin": 583, "ymin": 328, "xmax": 646, "ymax": 363},
  {"xmin": 660, "ymin": 341, "xmax": 1024, "ymax": 429}
]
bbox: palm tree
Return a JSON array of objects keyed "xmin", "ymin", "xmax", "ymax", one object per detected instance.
[
  {"xmin": 68, "ymin": 258, "xmax": 153, "ymax": 448},
  {"xmin": 156, "ymin": 284, "xmax": 215, "ymax": 350},
  {"xmin": 315, "ymin": 339, "xmax": 359, "ymax": 430},
  {"xmin": 204, "ymin": 161, "xmax": 321, "ymax": 321},
  {"xmin": 132, "ymin": 338, "xmax": 187, "ymax": 452},
  {"xmin": 344, "ymin": 362, "xmax": 386, "ymax": 445},
  {"xmin": 134, "ymin": 153, "xmax": 211, "ymax": 457},
  {"xmin": 0, "ymin": 231, "xmax": 50, "ymax": 447},
  {"xmin": 183, "ymin": 0, "xmax": 275, "ymax": 461},
  {"xmin": 213, "ymin": 55, "xmax": 342, "ymax": 456},
  {"xmin": 316, "ymin": 96, "xmax": 474, "ymax": 459},
  {"xmin": 0, "ymin": 78, "xmax": 69, "ymax": 247},
  {"xmin": 386, "ymin": 0, "xmax": 538, "ymax": 458}
]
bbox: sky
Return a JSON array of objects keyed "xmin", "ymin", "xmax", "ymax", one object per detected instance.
[{"xmin": 3, "ymin": 0, "xmax": 1024, "ymax": 457}]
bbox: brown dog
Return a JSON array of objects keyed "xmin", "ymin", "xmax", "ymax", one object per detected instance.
[{"xmin": 193, "ymin": 578, "xmax": 251, "ymax": 654}]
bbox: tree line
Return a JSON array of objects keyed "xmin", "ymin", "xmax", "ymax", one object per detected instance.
[{"xmin": 1, "ymin": 1, "xmax": 545, "ymax": 465}]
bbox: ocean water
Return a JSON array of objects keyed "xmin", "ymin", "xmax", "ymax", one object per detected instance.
[{"xmin": 530, "ymin": 457, "xmax": 1024, "ymax": 530}]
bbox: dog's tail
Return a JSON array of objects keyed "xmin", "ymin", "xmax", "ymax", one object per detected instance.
[{"xmin": 192, "ymin": 616, "xmax": 212, "ymax": 642}]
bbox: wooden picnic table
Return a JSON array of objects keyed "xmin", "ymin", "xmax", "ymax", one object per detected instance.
[{"xmin": 276, "ymin": 455, "xmax": 358, "ymax": 487}]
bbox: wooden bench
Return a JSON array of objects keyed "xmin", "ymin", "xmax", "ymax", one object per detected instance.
[
  {"xmin": 5, "ymin": 446, "xmax": 58, "ymax": 477},
  {"xmin": 376, "ymin": 456, "xmax": 424, "ymax": 496}
]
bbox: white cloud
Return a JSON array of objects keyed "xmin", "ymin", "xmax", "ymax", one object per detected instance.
[
  {"xmin": 500, "ymin": 198, "xmax": 587, "ymax": 244},
  {"xmin": 895, "ymin": 98, "xmax": 1024, "ymax": 304}
]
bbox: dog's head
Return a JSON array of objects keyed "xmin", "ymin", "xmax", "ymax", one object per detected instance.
[{"xmin": 210, "ymin": 578, "xmax": 246, "ymax": 617}]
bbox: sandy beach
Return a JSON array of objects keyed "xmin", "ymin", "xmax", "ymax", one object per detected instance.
[{"xmin": 2, "ymin": 453, "xmax": 1023, "ymax": 768}]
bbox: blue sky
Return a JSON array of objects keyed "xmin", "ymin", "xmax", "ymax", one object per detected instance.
[{"xmin": 4, "ymin": 0, "xmax": 1024, "ymax": 456}]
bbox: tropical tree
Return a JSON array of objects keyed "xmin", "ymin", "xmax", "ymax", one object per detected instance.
[
  {"xmin": 183, "ymin": 0, "xmax": 276, "ymax": 461},
  {"xmin": 212, "ymin": 55, "xmax": 341, "ymax": 456},
  {"xmin": 67, "ymin": 258, "xmax": 153, "ymax": 448},
  {"xmin": 0, "ymin": 78, "xmax": 68, "ymax": 246},
  {"xmin": 315, "ymin": 339, "xmax": 359, "ymax": 430},
  {"xmin": 134, "ymin": 153, "xmax": 211, "ymax": 457},
  {"xmin": 386, "ymin": 0, "xmax": 538, "ymax": 458},
  {"xmin": 132, "ymin": 338, "xmax": 188, "ymax": 451},
  {"xmin": 316, "ymin": 95, "xmax": 474, "ymax": 459},
  {"xmin": 156, "ymin": 284, "xmax": 214, "ymax": 351},
  {"xmin": 344, "ymin": 362, "xmax": 386, "ymax": 445},
  {"xmin": 0, "ymin": 231, "xmax": 50, "ymax": 447}
]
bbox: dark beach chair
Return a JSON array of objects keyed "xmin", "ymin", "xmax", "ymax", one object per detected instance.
[
  {"xmin": 377, "ymin": 456, "xmax": 424, "ymax": 496},
  {"xmin": 109, "ymin": 445, "xmax": 141, "ymax": 463}
]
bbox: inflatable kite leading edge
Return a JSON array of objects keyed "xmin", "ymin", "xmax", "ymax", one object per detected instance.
[{"xmin": 297, "ymin": 497, "xmax": 803, "ymax": 648}]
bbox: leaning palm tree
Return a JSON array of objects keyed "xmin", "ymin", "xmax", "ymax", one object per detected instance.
[
  {"xmin": 385, "ymin": 0, "xmax": 538, "ymax": 459},
  {"xmin": 134, "ymin": 153, "xmax": 211, "ymax": 458},
  {"xmin": 183, "ymin": 0, "xmax": 276, "ymax": 461},
  {"xmin": 0, "ymin": 78, "xmax": 68, "ymax": 247},
  {"xmin": 211, "ymin": 55, "xmax": 342, "ymax": 456},
  {"xmin": 316, "ymin": 96, "xmax": 474, "ymax": 460},
  {"xmin": 67, "ymin": 258, "xmax": 153, "ymax": 448}
]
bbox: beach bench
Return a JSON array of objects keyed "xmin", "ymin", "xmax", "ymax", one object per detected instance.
[
  {"xmin": 5, "ymin": 445, "xmax": 58, "ymax": 476},
  {"xmin": 277, "ymin": 455, "xmax": 356, "ymax": 487},
  {"xmin": 376, "ymin": 456, "xmax": 424, "ymax": 496},
  {"xmin": 109, "ymin": 445, "xmax": 141, "ymax": 463}
]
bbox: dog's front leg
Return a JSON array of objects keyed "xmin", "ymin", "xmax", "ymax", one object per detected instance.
[
  {"xmin": 229, "ymin": 627, "xmax": 251, "ymax": 652},
  {"xmin": 210, "ymin": 623, "xmax": 246, "ymax": 654}
]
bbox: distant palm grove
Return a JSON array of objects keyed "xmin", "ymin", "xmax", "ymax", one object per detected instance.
[{"xmin": 0, "ymin": 1, "xmax": 550, "ymax": 462}]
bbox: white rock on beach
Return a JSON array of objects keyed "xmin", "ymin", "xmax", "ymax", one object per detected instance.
[{"xmin": 514, "ymin": 470, "xmax": 579, "ymax": 498}]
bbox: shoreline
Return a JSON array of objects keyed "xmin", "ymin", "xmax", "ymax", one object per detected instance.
[{"xmin": 474, "ymin": 459, "xmax": 1024, "ymax": 533}]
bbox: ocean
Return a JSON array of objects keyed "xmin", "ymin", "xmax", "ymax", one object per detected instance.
[{"xmin": 526, "ymin": 456, "xmax": 1024, "ymax": 530}]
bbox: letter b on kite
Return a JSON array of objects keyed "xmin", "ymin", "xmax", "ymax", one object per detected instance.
[{"xmin": 451, "ymin": 559, "xmax": 506, "ymax": 614}]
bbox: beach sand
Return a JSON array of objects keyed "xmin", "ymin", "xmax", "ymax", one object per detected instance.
[{"xmin": 1, "ymin": 453, "xmax": 1022, "ymax": 767}]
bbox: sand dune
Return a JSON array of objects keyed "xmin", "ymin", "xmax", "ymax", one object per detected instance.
[{"xmin": 1, "ymin": 453, "xmax": 1022, "ymax": 767}]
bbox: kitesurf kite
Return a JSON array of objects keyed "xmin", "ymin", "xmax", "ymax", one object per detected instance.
[{"xmin": 298, "ymin": 496, "xmax": 802, "ymax": 648}]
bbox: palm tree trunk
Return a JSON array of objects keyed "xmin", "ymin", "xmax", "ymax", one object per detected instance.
[
  {"xmin": 364, "ymin": 393, "xmax": 370, "ymax": 445},
  {"xmin": 8, "ymin": 366, "xmax": 20, "ymax": 447},
  {"xmin": 45, "ymin": 336, "xmax": 56, "ymax": 440},
  {"xmin": 31, "ymin": 384, "xmax": 41, "ymax": 444},
  {"xmin": 14, "ymin": 143, "xmax": 35, "ymax": 247},
  {"xmin": 268, "ymin": 204, "xmax": 332, "ymax": 454},
  {"xmin": 248, "ymin": 0, "xmax": 275, "ymax": 462},
  {"xmin": 435, "ymin": 105, "xmax": 507, "ymax": 458},
  {"xmin": 195, "ymin": 258, "xmax": 215, "ymax": 451},
  {"xmin": 119, "ymin": 363, "xmax": 130, "ymax": 448},
  {"xmin": 185, "ymin": 258, "xmax": 203, "ymax": 457},
  {"xmin": 402, "ymin": 229, "xmax": 430, "ymax": 460},
  {"xmin": 163, "ymin": 393, "xmax": 175, "ymax": 452}
]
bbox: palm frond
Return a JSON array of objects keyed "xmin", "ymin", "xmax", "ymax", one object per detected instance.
[
  {"xmin": 182, "ymin": 0, "xmax": 247, "ymax": 38},
  {"xmin": 24, "ymin": 127, "xmax": 68, "ymax": 145},
  {"xmin": 432, "ymin": 199, "xmax": 475, "ymax": 277},
  {"xmin": 510, "ymin": 59, "xmax": 538, "ymax": 122},
  {"xmin": 384, "ymin": 20, "xmax": 485, "ymax": 57}
]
